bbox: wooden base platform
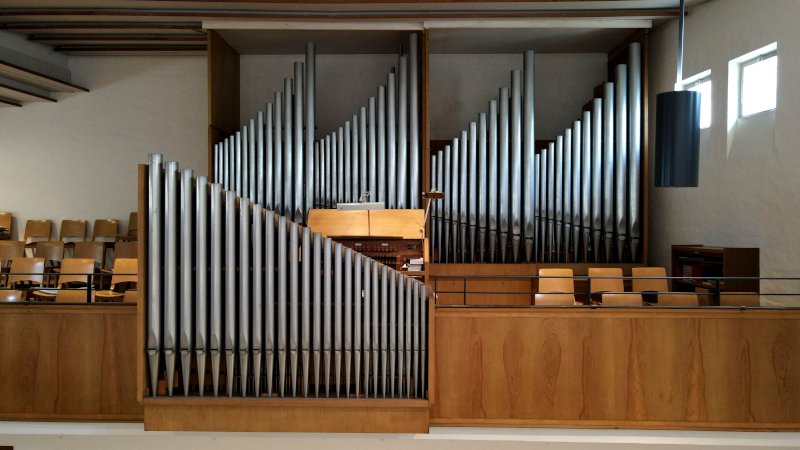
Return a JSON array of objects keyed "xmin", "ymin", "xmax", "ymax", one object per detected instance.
[{"xmin": 143, "ymin": 397, "xmax": 430, "ymax": 433}]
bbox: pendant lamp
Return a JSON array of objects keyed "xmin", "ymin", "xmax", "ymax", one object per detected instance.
[{"xmin": 654, "ymin": 0, "xmax": 701, "ymax": 187}]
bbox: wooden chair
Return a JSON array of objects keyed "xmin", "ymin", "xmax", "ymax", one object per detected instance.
[
  {"xmin": 93, "ymin": 219, "xmax": 119, "ymax": 268},
  {"xmin": 589, "ymin": 267, "xmax": 624, "ymax": 295},
  {"xmin": 117, "ymin": 212, "xmax": 138, "ymax": 241},
  {"xmin": 96, "ymin": 258, "xmax": 138, "ymax": 302},
  {"xmin": 720, "ymin": 292, "xmax": 760, "ymax": 307},
  {"xmin": 35, "ymin": 240, "xmax": 64, "ymax": 285},
  {"xmin": 0, "ymin": 290, "xmax": 22, "ymax": 302},
  {"xmin": 657, "ymin": 292, "xmax": 699, "ymax": 306},
  {"xmin": 32, "ymin": 258, "xmax": 95, "ymax": 302},
  {"xmin": 0, "ymin": 212, "xmax": 11, "ymax": 240},
  {"xmin": 7, "ymin": 258, "xmax": 45, "ymax": 300},
  {"xmin": 114, "ymin": 240, "xmax": 138, "ymax": 259},
  {"xmin": 631, "ymin": 267, "xmax": 669, "ymax": 293},
  {"xmin": 535, "ymin": 268, "xmax": 576, "ymax": 305},
  {"xmin": 0, "ymin": 240, "xmax": 24, "ymax": 285},
  {"xmin": 602, "ymin": 292, "xmax": 643, "ymax": 306},
  {"xmin": 93, "ymin": 219, "xmax": 119, "ymax": 242},
  {"xmin": 59, "ymin": 219, "xmax": 87, "ymax": 243},
  {"xmin": 23, "ymin": 219, "xmax": 51, "ymax": 255},
  {"xmin": 74, "ymin": 241, "xmax": 105, "ymax": 268}
]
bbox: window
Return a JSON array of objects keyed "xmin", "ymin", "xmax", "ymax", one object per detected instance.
[
  {"xmin": 682, "ymin": 71, "xmax": 711, "ymax": 129},
  {"xmin": 739, "ymin": 49, "xmax": 777, "ymax": 117}
]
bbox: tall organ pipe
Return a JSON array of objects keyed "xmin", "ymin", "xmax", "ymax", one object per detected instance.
[
  {"xmin": 522, "ymin": 51, "xmax": 535, "ymax": 263},
  {"xmin": 628, "ymin": 43, "xmax": 643, "ymax": 261},
  {"xmin": 615, "ymin": 64, "xmax": 628, "ymax": 262},
  {"xmin": 510, "ymin": 69, "xmax": 522, "ymax": 263},
  {"xmin": 409, "ymin": 33, "xmax": 420, "ymax": 209},
  {"xmin": 602, "ymin": 82, "xmax": 615, "ymax": 262},
  {"xmin": 498, "ymin": 87, "xmax": 510, "ymax": 262}
]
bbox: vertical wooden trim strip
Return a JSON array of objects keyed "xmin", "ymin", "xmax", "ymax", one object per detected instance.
[{"xmin": 137, "ymin": 163, "xmax": 148, "ymax": 403}]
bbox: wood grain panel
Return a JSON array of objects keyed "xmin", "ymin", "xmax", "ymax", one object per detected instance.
[
  {"xmin": 432, "ymin": 307, "xmax": 800, "ymax": 430},
  {"xmin": 0, "ymin": 304, "xmax": 143, "ymax": 421},
  {"xmin": 144, "ymin": 398, "xmax": 429, "ymax": 432}
]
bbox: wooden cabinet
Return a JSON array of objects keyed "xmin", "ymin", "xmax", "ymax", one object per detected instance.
[{"xmin": 671, "ymin": 245, "xmax": 759, "ymax": 304}]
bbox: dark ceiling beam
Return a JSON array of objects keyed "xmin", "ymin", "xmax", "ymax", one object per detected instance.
[{"xmin": 29, "ymin": 33, "xmax": 207, "ymax": 42}]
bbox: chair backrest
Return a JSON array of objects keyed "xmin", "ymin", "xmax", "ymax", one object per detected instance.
[
  {"xmin": 631, "ymin": 267, "xmax": 669, "ymax": 293},
  {"xmin": 538, "ymin": 268, "xmax": 574, "ymax": 294},
  {"xmin": 534, "ymin": 292, "xmax": 574, "ymax": 306},
  {"xmin": 115, "ymin": 240, "xmax": 138, "ymax": 259},
  {"xmin": 35, "ymin": 241, "xmax": 64, "ymax": 262},
  {"xmin": 720, "ymin": 292, "xmax": 760, "ymax": 307},
  {"xmin": 658, "ymin": 292, "xmax": 699, "ymax": 306},
  {"xmin": 59, "ymin": 219, "xmax": 87, "ymax": 242},
  {"xmin": 127, "ymin": 212, "xmax": 138, "ymax": 236},
  {"xmin": 110, "ymin": 258, "xmax": 138, "ymax": 287},
  {"xmin": 0, "ymin": 212, "xmax": 11, "ymax": 232},
  {"xmin": 0, "ymin": 290, "xmax": 21, "ymax": 302},
  {"xmin": 93, "ymin": 219, "xmax": 119, "ymax": 241},
  {"xmin": 74, "ymin": 241, "xmax": 105, "ymax": 267},
  {"xmin": 602, "ymin": 292, "xmax": 643, "ymax": 306},
  {"xmin": 589, "ymin": 267, "xmax": 624, "ymax": 294},
  {"xmin": 57, "ymin": 258, "xmax": 95, "ymax": 286},
  {"xmin": 24, "ymin": 219, "xmax": 51, "ymax": 240},
  {"xmin": 0, "ymin": 241, "xmax": 25, "ymax": 264},
  {"xmin": 8, "ymin": 257, "xmax": 45, "ymax": 286}
]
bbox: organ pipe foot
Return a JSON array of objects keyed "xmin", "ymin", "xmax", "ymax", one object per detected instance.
[
  {"xmin": 592, "ymin": 231, "xmax": 601, "ymax": 263},
  {"xmin": 582, "ymin": 230, "xmax": 591, "ymax": 263},
  {"xmin": 631, "ymin": 238, "xmax": 640, "ymax": 262},
  {"xmin": 500, "ymin": 232, "xmax": 509, "ymax": 263},
  {"xmin": 488, "ymin": 229, "xmax": 497, "ymax": 263},
  {"xmin": 147, "ymin": 350, "xmax": 159, "ymax": 397},
  {"xmin": 290, "ymin": 350, "xmax": 298, "ymax": 397},
  {"xmin": 572, "ymin": 228, "xmax": 581, "ymax": 263},
  {"xmin": 278, "ymin": 350, "xmax": 287, "ymax": 397},
  {"xmin": 478, "ymin": 228, "xmax": 487, "ymax": 262},
  {"xmin": 512, "ymin": 235, "xmax": 521, "ymax": 263},
  {"xmin": 525, "ymin": 238, "xmax": 533, "ymax": 263},
  {"xmin": 225, "ymin": 350, "xmax": 235, "ymax": 397},
  {"xmin": 180, "ymin": 350, "xmax": 191, "ymax": 396},
  {"xmin": 334, "ymin": 349, "xmax": 341, "ymax": 398},
  {"xmin": 313, "ymin": 350, "xmax": 320, "ymax": 398},
  {"xmin": 211, "ymin": 350, "xmax": 220, "ymax": 397},
  {"xmin": 253, "ymin": 350, "xmax": 262, "ymax": 397},
  {"xmin": 266, "ymin": 350, "xmax": 274, "ymax": 398},
  {"xmin": 381, "ymin": 349, "xmax": 387, "ymax": 397},
  {"xmin": 363, "ymin": 351, "xmax": 370, "ymax": 398},
  {"xmin": 469, "ymin": 225, "xmax": 477, "ymax": 263},
  {"xmin": 604, "ymin": 233, "xmax": 614, "ymax": 263},
  {"xmin": 460, "ymin": 225, "xmax": 468, "ymax": 263},
  {"xmin": 354, "ymin": 350, "xmax": 361, "ymax": 398},
  {"xmin": 345, "ymin": 350, "xmax": 351, "ymax": 398},
  {"xmin": 239, "ymin": 351, "xmax": 249, "ymax": 397},
  {"xmin": 617, "ymin": 236, "xmax": 627, "ymax": 263},
  {"xmin": 324, "ymin": 351, "xmax": 331, "ymax": 398},
  {"xmin": 165, "ymin": 350, "xmax": 176, "ymax": 397},
  {"xmin": 302, "ymin": 350, "xmax": 310, "ymax": 398},
  {"xmin": 196, "ymin": 351, "xmax": 206, "ymax": 397}
]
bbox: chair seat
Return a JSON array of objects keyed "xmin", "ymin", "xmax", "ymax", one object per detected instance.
[
  {"xmin": 0, "ymin": 290, "xmax": 22, "ymax": 302},
  {"xmin": 95, "ymin": 290, "xmax": 124, "ymax": 302}
]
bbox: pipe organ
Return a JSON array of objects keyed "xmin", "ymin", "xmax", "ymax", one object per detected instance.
[
  {"xmin": 430, "ymin": 43, "xmax": 643, "ymax": 264},
  {"xmin": 212, "ymin": 34, "xmax": 422, "ymax": 226},
  {"xmin": 146, "ymin": 153, "xmax": 429, "ymax": 399}
]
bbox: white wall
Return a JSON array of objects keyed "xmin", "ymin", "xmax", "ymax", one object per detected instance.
[
  {"xmin": 648, "ymin": 0, "xmax": 800, "ymax": 304},
  {"xmin": 240, "ymin": 53, "xmax": 607, "ymax": 142},
  {"xmin": 0, "ymin": 55, "xmax": 207, "ymax": 239}
]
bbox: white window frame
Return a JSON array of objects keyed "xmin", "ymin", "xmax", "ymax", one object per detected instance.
[
  {"xmin": 681, "ymin": 70, "xmax": 711, "ymax": 129},
  {"xmin": 738, "ymin": 50, "xmax": 778, "ymax": 118}
]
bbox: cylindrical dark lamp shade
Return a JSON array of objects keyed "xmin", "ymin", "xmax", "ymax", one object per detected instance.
[{"xmin": 654, "ymin": 90, "xmax": 701, "ymax": 187}]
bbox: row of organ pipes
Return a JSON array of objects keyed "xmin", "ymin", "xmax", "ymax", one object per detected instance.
[
  {"xmin": 212, "ymin": 34, "xmax": 421, "ymax": 225},
  {"xmin": 430, "ymin": 42, "xmax": 642, "ymax": 263},
  {"xmin": 147, "ymin": 152, "xmax": 429, "ymax": 398}
]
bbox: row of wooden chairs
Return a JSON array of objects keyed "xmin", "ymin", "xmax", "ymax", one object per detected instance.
[
  {"xmin": 0, "ymin": 240, "xmax": 137, "ymax": 278},
  {"xmin": 0, "ymin": 213, "xmax": 138, "ymax": 245},
  {"xmin": 0, "ymin": 257, "xmax": 138, "ymax": 303},
  {"xmin": 535, "ymin": 267, "xmax": 759, "ymax": 307}
]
